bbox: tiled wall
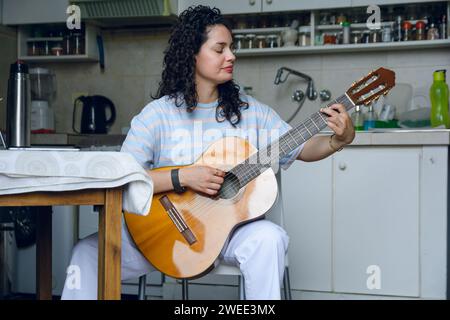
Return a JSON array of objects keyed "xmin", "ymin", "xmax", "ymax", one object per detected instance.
[{"xmin": 39, "ymin": 29, "xmax": 450, "ymax": 134}]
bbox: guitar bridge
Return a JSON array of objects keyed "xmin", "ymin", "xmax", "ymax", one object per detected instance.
[{"xmin": 159, "ymin": 195, "xmax": 197, "ymax": 245}]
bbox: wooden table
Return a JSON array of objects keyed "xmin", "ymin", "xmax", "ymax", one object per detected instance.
[{"xmin": 0, "ymin": 187, "xmax": 123, "ymax": 300}]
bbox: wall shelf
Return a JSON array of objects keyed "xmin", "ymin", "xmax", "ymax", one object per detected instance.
[
  {"xmin": 235, "ymin": 38, "xmax": 450, "ymax": 57},
  {"xmin": 17, "ymin": 24, "xmax": 100, "ymax": 63}
]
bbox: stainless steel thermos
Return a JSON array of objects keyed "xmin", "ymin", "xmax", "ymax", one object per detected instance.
[{"xmin": 6, "ymin": 61, "xmax": 31, "ymax": 148}]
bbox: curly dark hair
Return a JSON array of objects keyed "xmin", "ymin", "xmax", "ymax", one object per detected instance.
[{"xmin": 153, "ymin": 5, "xmax": 248, "ymax": 126}]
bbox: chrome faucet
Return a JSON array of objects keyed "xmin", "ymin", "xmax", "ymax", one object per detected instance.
[{"xmin": 274, "ymin": 67, "xmax": 317, "ymax": 101}]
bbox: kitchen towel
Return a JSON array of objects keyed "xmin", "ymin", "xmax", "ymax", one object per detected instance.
[{"xmin": 0, "ymin": 150, "xmax": 153, "ymax": 216}]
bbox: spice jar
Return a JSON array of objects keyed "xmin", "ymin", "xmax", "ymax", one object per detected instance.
[
  {"xmin": 415, "ymin": 20, "xmax": 426, "ymax": 41},
  {"xmin": 351, "ymin": 30, "xmax": 362, "ymax": 44},
  {"xmin": 382, "ymin": 26, "xmax": 392, "ymax": 42},
  {"xmin": 370, "ymin": 29, "xmax": 381, "ymax": 43},
  {"xmin": 323, "ymin": 33, "xmax": 337, "ymax": 45},
  {"xmin": 402, "ymin": 21, "xmax": 413, "ymax": 41},
  {"xmin": 245, "ymin": 34, "xmax": 256, "ymax": 49},
  {"xmin": 51, "ymin": 45, "xmax": 63, "ymax": 56},
  {"xmin": 63, "ymin": 32, "xmax": 72, "ymax": 55},
  {"xmin": 427, "ymin": 21, "xmax": 440, "ymax": 40},
  {"xmin": 234, "ymin": 34, "xmax": 245, "ymax": 50},
  {"xmin": 256, "ymin": 35, "xmax": 266, "ymax": 49},
  {"xmin": 27, "ymin": 41, "xmax": 39, "ymax": 56},
  {"xmin": 72, "ymin": 32, "xmax": 85, "ymax": 55},
  {"xmin": 266, "ymin": 34, "xmax": 279, "ymax": 48},
  {"xmin": 298, "ymin": 26, "xmax": 311, "ymax": 46}
]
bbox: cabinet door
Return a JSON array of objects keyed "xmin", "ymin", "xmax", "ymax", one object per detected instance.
[
  {"xmin": 2, "ymin": 0, "xmax": 69, "ymax": 25},
  {"xmin": 351, "ymin": 0, "xmax": 441, "ymax": 7},
  {"xmin": 262, "ymin": 0, "xmax": 351, "ymax": 12},
  {"xmin": 333, "ymin": 147, "xmax": 420, "ymax": 297},
  {"xmin": 282, "ymin": 158, "xmax": 333, "ymax": 292},
  {"xmin": 178, "ymin": 0, "xmax": 261, "ymax": 15}
]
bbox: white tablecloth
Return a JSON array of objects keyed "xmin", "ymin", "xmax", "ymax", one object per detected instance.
[{"xmin": 0, "ymin": 150, "xmax": 153, "ymax": 216}]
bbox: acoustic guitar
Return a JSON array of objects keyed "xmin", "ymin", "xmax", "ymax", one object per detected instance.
[{"xmin": 124, "ymin": 67, "xmax": 396, "ymax": 279}]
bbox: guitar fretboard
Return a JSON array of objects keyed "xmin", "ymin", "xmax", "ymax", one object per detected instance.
[{"xmin": 230, "ymin": 94, "xmax": 355, "ymax": 187}]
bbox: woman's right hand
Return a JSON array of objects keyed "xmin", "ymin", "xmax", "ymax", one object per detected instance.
[{"xmin": 178, "ymin": 165, "xmax": 226, "ymax": 196}]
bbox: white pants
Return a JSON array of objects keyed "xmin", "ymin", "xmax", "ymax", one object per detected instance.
[{"xmin": 61, "ymin": 219, "xmax": 289, "ymax": 300}]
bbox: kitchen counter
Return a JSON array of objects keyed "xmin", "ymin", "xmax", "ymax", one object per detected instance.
[
  {"xmin": 31, "ymin": 130, "xmax": 450, "ymax": 148},
  {"xmin": 31, "ymin": 133, "xmax": 126, "ymax": 147},
  {"xmin": 320, "ymin": 129, "xmax": 450, "ymax": 146}
]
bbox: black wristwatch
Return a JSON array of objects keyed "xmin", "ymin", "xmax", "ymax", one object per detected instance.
[{"xmin": 171, "ymin": 168, "xmax": 187, "ymax": 194}]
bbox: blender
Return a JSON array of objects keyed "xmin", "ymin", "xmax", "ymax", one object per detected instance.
[{"xmin": 29, "ymin": 67, "xmax": 56, "ymax": 134}]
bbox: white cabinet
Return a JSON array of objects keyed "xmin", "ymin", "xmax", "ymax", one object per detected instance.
[
  {"xmin": 333, "ymin": 147, "xmax": 420, "ymax": 297},
  {"xmin": 282, "ymin": 145, "xmax": 448, "ymax": 299},
  {"xmin": 351, "ymin": 0, "xmax": 444, "ymax": 7},
  {"xmin": 2, "ymin": 0, "xmax": 69, "ymax": 25},
  {"xmin": 178, "ymin": 0, "xmax": 353, "ymax": 14},
  {"xmin": 262, "ymin": 0, "xmax": 351, "ymax": 12},
  {"xmin": 178, "ymin": 0, "xmax": 260, "ymax": 15},
  {"xmin": 282, "ymin": 156, "xmax": 333, "ymax": 292}
]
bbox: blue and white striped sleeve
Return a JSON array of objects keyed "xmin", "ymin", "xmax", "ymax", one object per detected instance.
[{"xmin": 120, "ymin": 110, "xmax": 159, "ymax": 170}]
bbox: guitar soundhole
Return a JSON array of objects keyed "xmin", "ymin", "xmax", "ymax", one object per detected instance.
[{"xmin": 218, "ymin": 172, "xmax": 241, "ymax": 200}]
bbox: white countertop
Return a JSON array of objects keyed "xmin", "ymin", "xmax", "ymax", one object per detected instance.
[{"xmin": 319, "ymin": 129, "xmax": 450, "ymax": 146}]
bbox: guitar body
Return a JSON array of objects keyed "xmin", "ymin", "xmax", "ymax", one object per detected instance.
[{"xmin": 124, "ymin": 136, "xmax": 278, "ymax": 279}]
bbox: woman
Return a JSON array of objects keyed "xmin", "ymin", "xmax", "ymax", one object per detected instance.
[{"xmin": 62, "ymin": 5, "xmax": 354, "ymax": 300}]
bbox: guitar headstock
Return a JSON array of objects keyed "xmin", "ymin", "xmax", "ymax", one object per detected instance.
[{"xmin": 346, "ymin": 67, "xmax": 396, "ymax": 106}]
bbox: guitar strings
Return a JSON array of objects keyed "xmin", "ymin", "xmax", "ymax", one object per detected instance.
[
  {"xmin": 177, "ymin": 95, "xmax": 351, "ymax": 220},
  {"xmin": 176, "ymin": 95, "xmax": 352, "ymax": 225}
]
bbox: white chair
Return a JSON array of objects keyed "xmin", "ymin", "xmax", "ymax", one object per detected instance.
[{"xmin": 138, "ymin": 170, "xmax": 292, "ymax": 300}]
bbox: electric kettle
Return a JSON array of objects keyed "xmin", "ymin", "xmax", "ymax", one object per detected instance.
[{"xmin": 72, "ymin": 95, "xmax": 116, "ymax": 134}]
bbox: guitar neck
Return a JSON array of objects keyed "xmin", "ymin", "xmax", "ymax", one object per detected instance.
[{"xmin": 231, "ymin": 93, "xmax": 355, "ymax": 187}]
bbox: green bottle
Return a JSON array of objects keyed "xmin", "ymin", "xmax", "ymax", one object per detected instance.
[
  {"xmin": 430, "ymin": 70, "xmax": 449, "ymax": 128},
  {"xmin": 351, "ymin": 105, "xmax": 365, "ymax": 131}
]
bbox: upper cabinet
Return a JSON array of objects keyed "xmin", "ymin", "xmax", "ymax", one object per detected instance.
[
  {"xmin": 262, "ymin": 0, "xmax": 352, "ymax": 12},
  {"xmin": 351, "ymin": 0, "xmax": 445, "ymax": 6},
  {"xmin": 2, "ymin": 0, "xmax": 69, "ymax": 25},
  {"xmin": 178, "ymin": 0, "xmax": 354, "ymax": 14},
  {"xmin": 178, "ymin": 0, "xmax": 261, "ymax": 15}
]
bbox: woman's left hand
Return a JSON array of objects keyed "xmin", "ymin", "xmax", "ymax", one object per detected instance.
[{"xmin": 320, "ymin": 104, "xmax": 355, "ymax": 147}]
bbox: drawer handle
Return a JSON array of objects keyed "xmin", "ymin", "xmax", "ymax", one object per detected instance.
[
  {"xmin": 338, "ymin": 162, "xmax": 347, "ymax": 171},
  {"xmin": 266, "ymin": 0, "xmax": 273, "ymax": 4},
  {"xmin": 249, "ymin": 0, "xmax": 256, "ymax": 5}
]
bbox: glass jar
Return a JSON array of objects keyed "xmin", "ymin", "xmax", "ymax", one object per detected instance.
[
  {"xmin": 266, "ymin": 34, "xmax": 279, "ymax": 48},
  {"xmin": 382, "ymin": 26, "xmax": 392, "ymax": 42},
  {"xmin": 72, "ymin": 32, "xmax": 85, "ymax": 55},
  {"xmin": 27, "ymin": 41, "xmax": 39, "ymax": 56},
  {"xmin": 351, "ymin": 30, "xmax": 362, "ymax": 44},
  {"xmin": 245, "ymin": 34, "xmax": 256, "ymax": 49},
  {"xmin": 402, "ymin": 21, "xmax": 413, "ymax": 41},
  {"xmin": 298, "ymin": 26, "xmax": 311, "ymax": 46},
  {"xmin": 370, "ymin": 29, "xmax": 381, "ymax": 43},
  {"xmin": 427, "ymin": 23, "xmax": 440, "ymax": 40},
  {"xmin": 256, "ymin": 35, "xmax": 266, "ymax": 49},
  {"xmin": 51, "ymin": 44, "xmax": 63, "ymax": 56},
  {"xmin": 362, "ymin": 30, "xmax": 371, "ymax": 44},
  {"xmin": 63, "ymin": 33, "xmax": 72, "ymax": 55},
  {"xmin": 43, "ymin": 40, "xmax": 50, "ymax": 55},
  {"xmin": 234, "ymin": 34, "xmax": 245, "ymax": 50},
  {"xmin": 323, "ymin": 33, "xmax": 337, "ymax": 45},
  {"xmin": 415, "ymin": 20, "xmax": 426, "ymax": 41}
]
